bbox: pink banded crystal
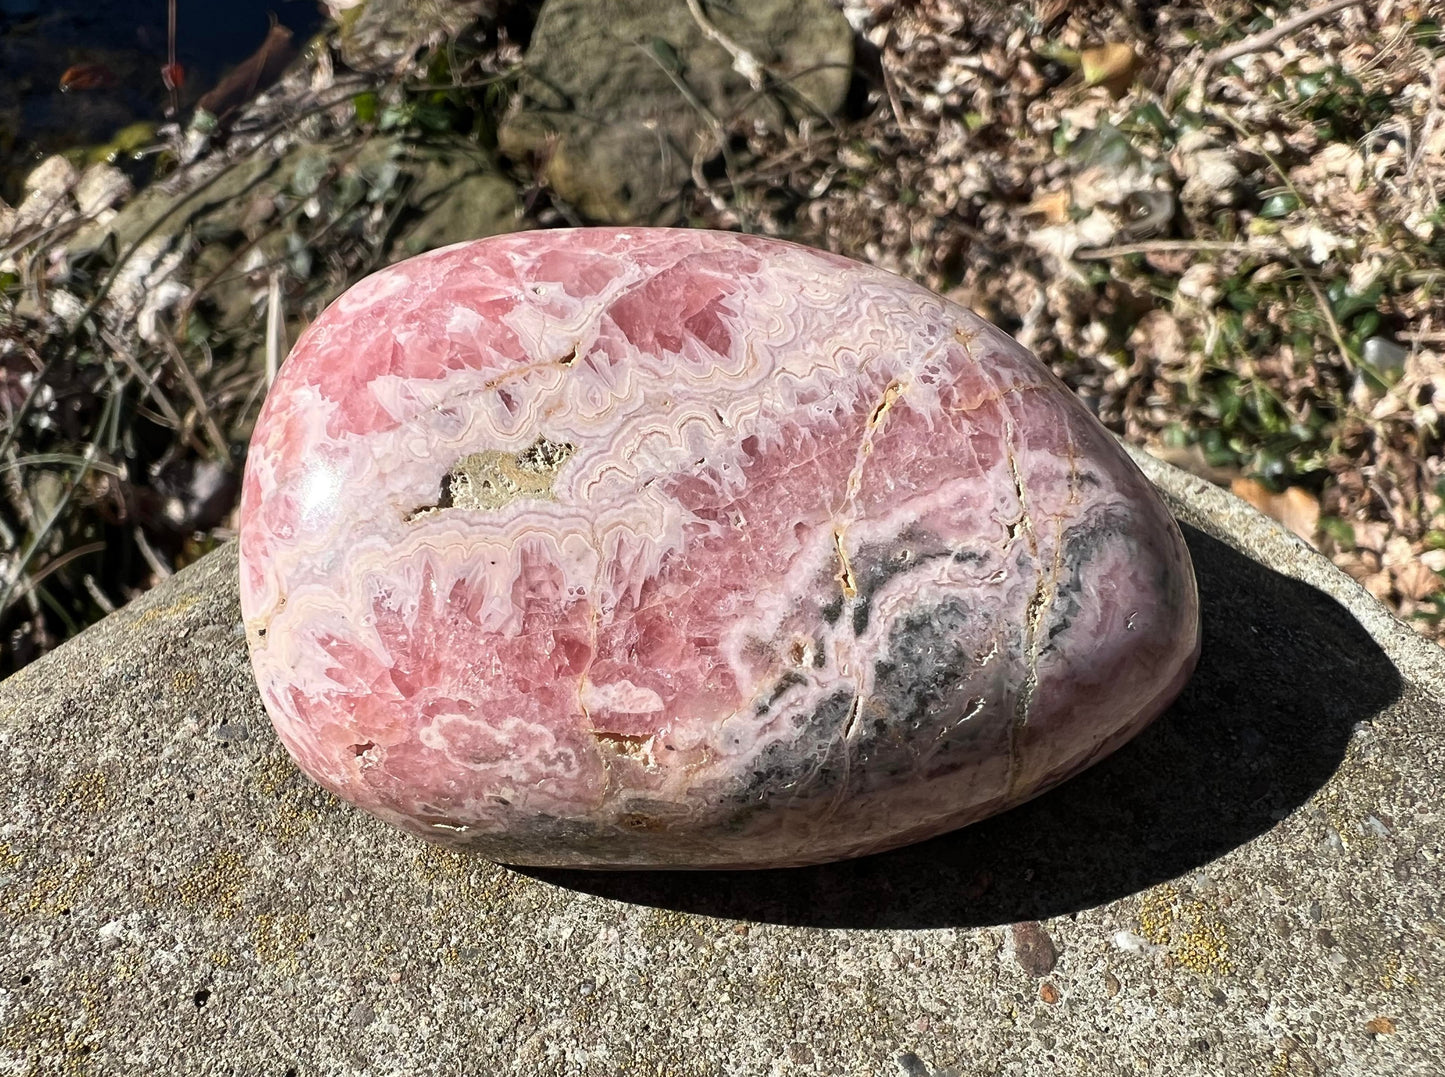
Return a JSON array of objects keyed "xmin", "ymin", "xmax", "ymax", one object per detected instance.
[{"xmin": 238, "ymin": 228, "xmax": 1199, "ymax": 869}]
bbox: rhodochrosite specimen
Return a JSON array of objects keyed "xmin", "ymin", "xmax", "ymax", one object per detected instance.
[{"xmin": 239, "ymin": 229, "xmax": 1199, "ymax": 869}]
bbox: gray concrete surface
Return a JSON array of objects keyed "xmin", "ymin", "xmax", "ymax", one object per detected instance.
[{"xmin": 1, "ymin": 449, "xmax": 1441, "ymax": 1076}]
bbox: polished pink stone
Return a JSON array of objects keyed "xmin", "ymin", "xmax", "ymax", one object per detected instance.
[{"xmin": 239, "ymin": 228, "xmax": 1199, "ymax": 869}]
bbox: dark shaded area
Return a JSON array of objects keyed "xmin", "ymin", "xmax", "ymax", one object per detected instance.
[
  {"xmin": 195, "ymin": 23, "xmax": 299, "ymax": 121},
  {"xmin": 524, "ymin": 524, "xmax": 1400, "ymax": 928},
  {"xmin": 1, "ymin": 0, "xmax": 324, "ymax": 198}
]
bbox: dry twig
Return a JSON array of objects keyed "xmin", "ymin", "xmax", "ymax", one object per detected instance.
[
  {"xmin": 265, "ymin": 271, "xmax": 285, "ymax": 389},
  {"xmin": 684, "ymin": 0, "xmax": 764, "ymax": 90},
  {"xmin": 1204, "ymin": 0, "xmax": 1368, "ymax": 71},
  {"xmin": 158, "ymin": 335, "xmax": 229, "ymax": 461},
  {"xmin": 1076, "ymin": 239, "xmax": 1288, "ymax": 261}
]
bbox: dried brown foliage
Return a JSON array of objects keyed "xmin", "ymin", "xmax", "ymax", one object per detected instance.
[{"xmin": 692, "ymin": 0, "xmax": 1445, "ymax": 641}]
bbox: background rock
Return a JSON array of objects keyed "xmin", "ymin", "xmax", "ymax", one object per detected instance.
[
  {"xmin": 392, "ymin": 148, "xmax": 520, "ymax": 255},
  {"xmin": 499, "ymin": 0, "xmax": 854, "ymax": 222},
  {"xmin": 65, "ymin": 155, "xmax": 281, "ymax": 261},
  {"xmin": 337, "ymin": 0, "xmax": 501, "ymax": 73},
  {"xmin": 1, "ymin": 451, "xmax": 1440, "ymax": 1074}
]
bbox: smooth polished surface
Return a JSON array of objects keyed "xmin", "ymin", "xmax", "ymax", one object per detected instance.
[{"xmin": 238, "ymin": 229, "xmax": 1199, "ymax": 867}]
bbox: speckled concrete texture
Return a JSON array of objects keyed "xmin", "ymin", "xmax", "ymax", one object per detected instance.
[{"xmin": 1, "ymin": 450, "xmax": 1441, "ymax": 1077}]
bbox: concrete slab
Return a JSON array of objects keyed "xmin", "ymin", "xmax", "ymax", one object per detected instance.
[{"xmin": 1, "ymin": 450, "xmax": 1440, "ymax": 1076}]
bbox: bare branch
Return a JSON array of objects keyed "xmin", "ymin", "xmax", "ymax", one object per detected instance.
[{"xmin": 1205, "ymin": 0, "xmax": 1367, "ymax": 71}]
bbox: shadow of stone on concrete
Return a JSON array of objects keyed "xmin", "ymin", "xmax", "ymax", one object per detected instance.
[
  {"xmin": 524, "ymin": 523, "xmax": 1400, "ymax": 927},
  {"xmin": 3, "ymin": 450, "xmax": 1439, "ymax": 1076}
]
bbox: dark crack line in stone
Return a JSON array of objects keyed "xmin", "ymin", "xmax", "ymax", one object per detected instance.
[
  {"xmin": 830, "ymin": 377, "xmax": 907, "ymax": 610},
  {"xmin": 833, "ymin": 526, "xmax": 858, "ymax": 599},
  {"xmin": 1002, "ymin": 423, "xmax": 1038, "ymax": 558},
  {"xmin": 1001, "ymin": 415, "xmax": 1060, "ymax": 796}
]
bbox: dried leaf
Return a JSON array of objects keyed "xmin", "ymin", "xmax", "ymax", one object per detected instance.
[
  {"xmin": 1080, "ymin": 43, "xmax": 1138, "ymax": 92},
  {"xmin": 1027, "ymin": 211, "xmax": 1117, "ymax": 266},
  {"xmin": 1129, "ymin": 311, "xmax": 1188, "ymax": 369},
  {"xmin": 1231, "ymin": 479, "xmax": 1321, "ymax": 542},
  {"xmin": 1360, "ymin": 571, "xmax": 1394, "ymax": 601},
  {"xmin": 1352, "ymin": 521, "xmax": 1390, "ymax": 553},
  {"xmin": 196, "ymin": 24, "xmax": 297, "ymax": 120},
  {"xmin": 1394, "ymin": 562, "xmax": 1441, "ymax": 601},
  {"xmin": 1150, "ymin": 443, "xmax": 1239, "ymax": 486},
  {"xmin": 1024, "ymin": 189, "xmax": 1073, "ymax": 225},
  {"xmin": 1383, "ymin": 535, "xmax": 1416, "ymax": 570},
  {"xmin": 1034, "ymin": 0, "xmax": 1069, "ymax": 30}
]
